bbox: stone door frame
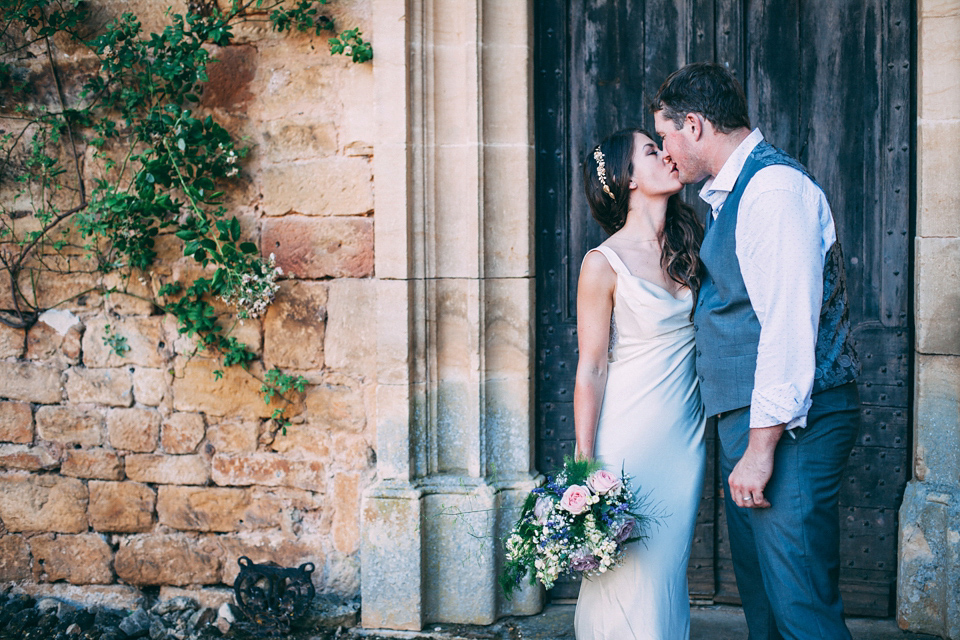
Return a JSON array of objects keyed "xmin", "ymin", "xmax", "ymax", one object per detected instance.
[{"xmin": 360, "ymin": 0, "xmax": 542, "ymax": 630}]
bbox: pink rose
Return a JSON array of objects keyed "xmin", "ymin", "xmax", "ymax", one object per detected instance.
[
  {"xmin": 586, "ymin": 469, "xmax": 622, "ymax": 495},
  {"xmin": 559, "ymin": 485, "xmax": 590, "ymax": 515}
]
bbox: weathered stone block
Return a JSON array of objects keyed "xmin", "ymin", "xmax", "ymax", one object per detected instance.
[
  {"xmin": 157, "ymin": 586, "xmax": 235, "ymax": 611},
  {"xmin": 916, "ymin": 238, "xmax": 960, "ymax": 356},
  {"xmin": 361, "ymin": 484, "xmax": 424, "ymax": 630},
  {"xmin": 206, "ymin": 420, "xmax": 259, "ymax": 453},
  {"xmin": 260, "ymin": 119, "xmax": 338, "ymax": 162},
  {"xmin": 261, "ymin": 215, "xmax": 374, "ymax": 279},
  {"xmin": 325, "ymin": 279, "xmax": 376, "ymax": 376},
  {"xmin": 126, "ymin": 454, "xmax": 209, "ymax": 485},
  {"xmin": 0, "ymin": 402, "xmax": 33, "ymax": 443},
  {"xmin": 61, "ymin": 448, "xmax": 123, "ymax": 480},
  {"xmin": 920, "ymin": 14, "xmax": 960, "ymax": 121},
  {"xmin": 102, "ymin": 271, "xmax": 156, "ymax": 316},
  {"xmin": 157, "ymin": 485, "xmax": 288, "ymax": 532},
  {"xmin": 260, "ymin": 157, "xmax": 373, "ymax": 217},
  {"xmin": 114, "ymin": 534, "xmax": 222, "ymax": 586},
  {"xmin": 219, "ymin": 533, "xmax": 325, "ymax": 586},
  {"xmin": 161, "ymin": 412, "xmax": 205, "ymax": 454},
  {"xmin": 30, "ymin": 533, "xmax": 114, "ymax": 585},
  {"xmin": 8, "ymin": 583, "xmax": 140, "ymax": 610},
  {"xmin": 921, "ymin": 0, "xmax": 960, "ymax": 18},
  {"xmin": 82, "ymin": 317, "xmax": 172, "ymax": 368},
  {"xmin": 65, "ymin": 367, "xmax": 133, "ymax": 407},
  {"xmin": 26, "ymin": 318, "xmax": 83, "ymax": 366},
  {"xmin": 0, "ymin": 361, "xmax": 63, "ymax": 404},
  {"xmin": 304, "ymin": 375, "xmax": 366, "ymax": 432},
  {"xmin": 0, "ymin": 535, "xmax": 31, "ymax": 581},
  {"xmin": 172, "ymin": 359, "xmax": 289, "ymax": 418},
  {"xmin": 484, "ymin": 277, "xmax": 534, "ymax": 377},
  {"xmin": 35, "ymin": 405, "xmax": 103, "ymax": 447},
  {"xmin": 483, "ymin": 148, "xmax": 534, "ymax": 279},
  {"xmin": 88, "ymin": 481, "xmax": 156, "ymax": 533},
  {"xmin": 0, "ymin": 443, "xmax": 60, "ymax": 471},
  {"xmin": 0, "ymin": 323, "xmax": 24, "ymax": 358},
  {"xmin": 211, "ymin": 452, "xmax": 325, "ymax": 491},
  {"xmin": 268, "ymin": 423, "xmax": 332, "ymax": 457},
  {"xmin": 918, "ymin": 120, "xmax": 960, "ymax": 238},
  {"xmin": 915, "ymin": 354, "xmax": 960, "ymax": 483},
  {"xmin": 0, "ymin": 474, "xmax": 87, "ymax": 533},
  {"xmin": 897, "ymin": 482, "xmax": 960, "ymax": 638},
  {"xmin": 84, "ymin": 0, "xmax": 189, "ymax": 38},
  {"xmin": 107, "ymin": 407, "xmax": 161, "ymax": 452},
  {"xmin": 31, "ymin": 272, "xmax": 101, "ymax": 313},
  {"xmin": 133, "ymin": 367, "xmax": 169, "ymax": 406},
  {"xmin": 202, "ymin": 44, "xmax": 257, "ymax": 113},
  {"xmin": 263, "ymin": 280, "xmax": 327, "ymax": 370},
  {"xmin": 333, "ymin": 472, "xmax": 363, "ymax": 554}
]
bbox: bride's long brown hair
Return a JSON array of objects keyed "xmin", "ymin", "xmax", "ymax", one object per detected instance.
[{"xmin": 582, "ymin": 128, "xmax": 704, "ymax": 314}]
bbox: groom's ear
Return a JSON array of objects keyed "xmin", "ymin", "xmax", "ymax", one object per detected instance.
[{"xmin": 685, "ymin": 113, "xmax": 704, "ymax": 141}]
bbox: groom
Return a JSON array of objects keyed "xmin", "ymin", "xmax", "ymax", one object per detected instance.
[{"xmin": 651, "ymin": 62, "xmax": 861, "ymax": 640}]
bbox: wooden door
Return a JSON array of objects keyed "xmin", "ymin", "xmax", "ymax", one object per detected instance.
[{"xmin": 534, "ymin": 0, "xmax": 913, "ymax": 616}]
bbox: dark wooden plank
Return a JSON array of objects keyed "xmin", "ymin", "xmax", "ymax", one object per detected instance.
[
  {"xmin": 840, "ymin": 506, "xmax": 899, "ymax": 573},
  {"xmin": 857, "ymin": 406, "xmax": 908, "ymax": 449},
  {"xmin": 841, "ymin": 446, "xmax": 909, "ymax": 509},
  {"xmin": 746, "ymin": 0, "xmax": 800, "ymax": 154},
  {"xmin": 880, "ymin": 0, "xmax": 912, "ymax": 328}
]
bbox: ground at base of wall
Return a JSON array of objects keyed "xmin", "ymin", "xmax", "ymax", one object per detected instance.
[
  {"xmin": 0, "ymin": 589, "xmax": 360, "ymax": 640},
  {"xmin": 341, "ymin": 604, "xmax": 942, "ymax": 640}
]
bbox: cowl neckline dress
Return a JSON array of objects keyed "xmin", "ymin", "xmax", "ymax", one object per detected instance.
[{"xmin": 574, "ymin": 245, "xmax": 706, "ymax": 640}]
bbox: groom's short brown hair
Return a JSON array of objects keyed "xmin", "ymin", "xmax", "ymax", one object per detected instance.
[{"xmin": 651, "ymin": 62, "xmax": 750, "ymax": 134}]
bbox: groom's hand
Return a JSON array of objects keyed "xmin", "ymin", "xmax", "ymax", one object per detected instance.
[{"xmin": 728, "ymin": 424, "xmax": 785, "ymax": 509}]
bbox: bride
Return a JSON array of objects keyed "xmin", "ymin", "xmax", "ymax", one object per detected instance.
[{"xmin": 573, "ymin": 128, "xmax": 706, "ymax": 640}]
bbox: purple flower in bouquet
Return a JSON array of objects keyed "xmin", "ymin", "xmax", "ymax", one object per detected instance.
[
  {"xmin": 533, "ymin": 495, "xmax": 553, "ymax": 524},
  {"xmin": 615, "ymin": 518, "xmax": 636, "ymax": 543},
  {"xmin": 569, "ymin": 550, "xmax": 600, "ymax": 572}
]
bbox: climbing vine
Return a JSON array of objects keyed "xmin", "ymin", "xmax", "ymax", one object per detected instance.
[{"xmin": 0, "ymin": 0, "xmax": 370, "ymax": 428}]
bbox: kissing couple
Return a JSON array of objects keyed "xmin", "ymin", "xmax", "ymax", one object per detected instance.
[{"xmin": 572, "ymin": 62, "xmax": 861, "ymax": 640}]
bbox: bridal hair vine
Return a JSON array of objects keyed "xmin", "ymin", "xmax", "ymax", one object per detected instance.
[{"xmin": 593, "ymin": 147, "xmax": 616, "ymax": 201}]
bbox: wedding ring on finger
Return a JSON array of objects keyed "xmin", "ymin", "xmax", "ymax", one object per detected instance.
[{"xmin": 744, "ymin": 496, "xmax": 753, "ymax": 503}]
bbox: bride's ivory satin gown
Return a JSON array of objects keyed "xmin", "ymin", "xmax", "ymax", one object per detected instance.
[{"xmin": 574, "ymin": 246, "xmax": 706, "ymax": 640}]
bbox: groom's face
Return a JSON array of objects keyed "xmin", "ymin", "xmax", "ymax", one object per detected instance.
[{"xmin": 654, "ymin": 111, "xmax": 704, "ymax": 185}]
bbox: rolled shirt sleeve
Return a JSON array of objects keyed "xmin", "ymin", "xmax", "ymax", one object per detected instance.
[{"xmin": 735, "ymin": 166, "xmax": 835, "ymax": 430}]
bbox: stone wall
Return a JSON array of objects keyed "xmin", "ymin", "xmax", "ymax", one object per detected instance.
[
  {"xmin": 0, "ymin": 0, "xmax": 375, "ymax": 606},
  {"xmin": 897, "ymin": 0, "xmax": 960, "ymax": 637}
]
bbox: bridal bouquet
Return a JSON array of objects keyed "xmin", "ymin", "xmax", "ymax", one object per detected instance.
[{"xmin": 499, "ymin": 457, "xmax": 652, "ymax": 597}]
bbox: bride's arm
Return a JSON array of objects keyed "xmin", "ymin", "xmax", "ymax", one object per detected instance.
[{"xmin": 573, "ymin": 251, "xmax": 616, "ymax": 460}]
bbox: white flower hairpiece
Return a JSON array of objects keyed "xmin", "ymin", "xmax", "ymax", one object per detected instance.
[{"xmin": 593, "ymin": 147, "xmax": 615, "ymax": 201}]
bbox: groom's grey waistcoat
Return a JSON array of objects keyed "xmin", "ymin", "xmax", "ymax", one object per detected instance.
[{"xmin": 693, "ymin": 141, "xmax": 861, "ymax": 417}]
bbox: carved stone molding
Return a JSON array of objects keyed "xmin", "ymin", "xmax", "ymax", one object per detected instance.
[{"xmin": 361, "ymin": 0, "xmax": 541, "ymax": 630}]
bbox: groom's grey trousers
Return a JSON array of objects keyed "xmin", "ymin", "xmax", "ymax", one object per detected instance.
[{"xmin": 717, "ymin": 381, "xmax": 860, "ymax": 640}]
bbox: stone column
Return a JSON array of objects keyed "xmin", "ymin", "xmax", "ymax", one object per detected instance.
[
  {"xmin": 897, "ymin": 2, "xmax": 960, "ymax": 637},
  {"xmin": 360, "ymin": 0, "xmax": 543, "ymax": 630}
]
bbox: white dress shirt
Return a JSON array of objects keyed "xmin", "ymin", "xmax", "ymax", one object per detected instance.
[{"xmin": 699, "ymin": 129, "xmax": 837, "ymax": 430}]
